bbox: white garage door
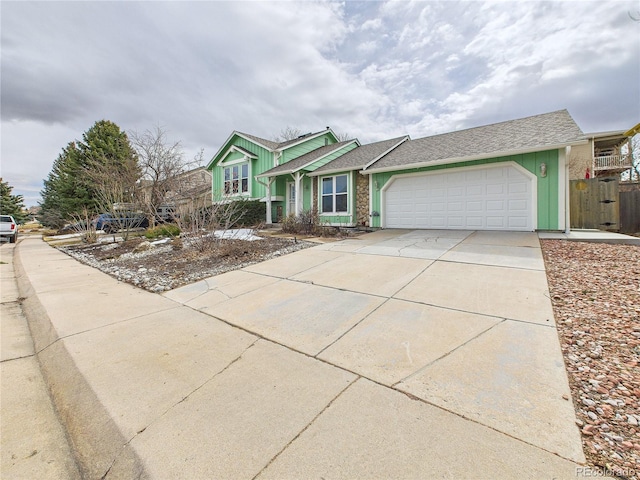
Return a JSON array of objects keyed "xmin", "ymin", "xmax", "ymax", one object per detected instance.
[{"xmin": 384, "ymin": 164, "xmax": 534, "ymax": 231}]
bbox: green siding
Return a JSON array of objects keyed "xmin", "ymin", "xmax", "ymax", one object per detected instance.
[
  {"xmin": 302, "ymin": 143, "xmax": 358, "ymax": 171},
  {"xmin": 317, "ymin": 171, "xmax": 357, "ymax": 226},
  {"xmin": 281, "ymin": 134, "xmax": 336, "ymax": 164},
  {"xmin": 210, "ymin": 134, "xmax": 274, "ymax": 200},
  {"xmin": 369, "ymin": 150, "xmax": 560, "ymax": 230},
  {"xmin": 221, "ymin": 151, "xmax": 245, "ymax": 163}
]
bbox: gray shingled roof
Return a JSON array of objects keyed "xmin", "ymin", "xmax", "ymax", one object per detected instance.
[
  {"xmin": 275, "ymin": 130, "xmax": 328, "ymax": 149},
  {"xmin": 236, "ymin": 132, "xmax": 280, "ymax": 150},
  {"xmin": 237, "ymin": 129, "xmax": 334, "ymax": 151},
  {"xmin": 258, "ymin": 140, "xmax": 355, "ymax": 177},
  {"xmin": 366, "ymin": 110, "xmax": 585, "ymax": 172},
  {"xmin": 311, "ymin": 136, "xmax": 408, "ymax": 175},
  {"xmin": 232, "ymin": 145, "xmax": 258, "ymax": 157}
]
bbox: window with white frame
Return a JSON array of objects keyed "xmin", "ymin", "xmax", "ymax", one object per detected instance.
[
  {"xmin": 321, "ymin": 174, "xmax": 348, "ymax": 213},
  {"xmin": 223, "ymin": 163, "xmax": 249, "ymax": 195}
]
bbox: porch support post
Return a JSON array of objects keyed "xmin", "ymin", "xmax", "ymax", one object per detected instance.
[
  {"xmin": 293, "ymin": 172, "xmax": 303, "ymax": 216},
  {"xmin": 255, "ymin": 176, "xmax": 275, "ymax": 224}
]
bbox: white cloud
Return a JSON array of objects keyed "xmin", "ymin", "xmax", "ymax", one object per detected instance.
[
  {"xmin": 361, "ymin": 18, "xmax": 382, "ymax": 31},
  {"xmin": 1, "ymin": 0, "xmax": 638, "ymax": 206}
]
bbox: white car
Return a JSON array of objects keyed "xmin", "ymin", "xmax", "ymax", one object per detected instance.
[{"xmin": 0, "ymin": 215, "xmax": 18, "ymax": 243}]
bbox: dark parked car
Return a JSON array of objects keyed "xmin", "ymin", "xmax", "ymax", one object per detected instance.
[{"xmin": 94, "ymin": 213, "xmax": 149, "ymax": 234}]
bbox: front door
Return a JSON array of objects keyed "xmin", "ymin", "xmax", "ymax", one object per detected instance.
[{"xmin": 287, "ymin": 182, "xmax": 296, "ymax": 216}]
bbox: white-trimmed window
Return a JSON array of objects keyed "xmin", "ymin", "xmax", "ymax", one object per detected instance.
[
  {"xmin": 321, "ymin": 174, "xmax": 348, "ymax": 213},
  {"xmin": 223, "ymin": 163, "xmax": 249, "ymax": 195}
]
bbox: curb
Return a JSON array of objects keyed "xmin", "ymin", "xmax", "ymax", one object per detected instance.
[{"xmin": 13, "ymin": 238, "xmax": 148, "ymax": 479}]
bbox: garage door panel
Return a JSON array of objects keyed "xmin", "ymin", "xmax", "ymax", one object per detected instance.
[
  {"xmin": 467, "ymin": 201, "xmax": 482, "ymax": 211},
  {"xmin": 509, "ymin": 182, "xmax": 528, "ymax": 194},
  {"xmin": 384, "ymin": 165, "xmax": 533, "ymax": 231},
  {"xmin": 486, "ymin": 183, "xmax": 505, "ymax": 195},
  {"xmin": 487, "ymin": 217, "xmax": 505, "ymax": 228},
  {"xmin": 486, "ymin": 200, "xmax": 505, "ymax": 211}
]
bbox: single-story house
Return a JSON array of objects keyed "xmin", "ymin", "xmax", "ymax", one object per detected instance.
[{"xmin": 207, "ymin": 110, "xmax": 621, "ymax": 232}]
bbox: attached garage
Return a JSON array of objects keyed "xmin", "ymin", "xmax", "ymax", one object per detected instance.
[{"xmin": 383, "ymin": 163, "xmax": 536, "ymax": 231}]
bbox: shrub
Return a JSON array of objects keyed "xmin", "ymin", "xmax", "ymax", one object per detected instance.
[
  {"xmin": 281, "ymin": 210, "xmax": 321, "ymax": 235},
  {"xmin": 145, "ymin": 223, "xmax": 181, "ymax": 239},
  {"xmin": 231, "ymin": 199, "xmax": 265, "ymax": 227}
]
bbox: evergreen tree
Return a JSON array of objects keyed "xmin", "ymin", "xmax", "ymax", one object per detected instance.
[
  {"xmin": 39, "ymin": 121, "xmax": 138, "ymax": 227},
  {"xmin": 0, "ymin": 178, "xmax": 26, "ymax": 223}
]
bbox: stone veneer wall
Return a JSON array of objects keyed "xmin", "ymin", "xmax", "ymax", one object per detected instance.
[
  {"xmin": 356, "ymin": 173, "xmax": 369, "ymax": 227},
  {"xmin": 312, "ymin": 177, "xmax": 318, "ymax": 212}
]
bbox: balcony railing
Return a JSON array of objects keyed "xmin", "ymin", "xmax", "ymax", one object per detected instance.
[{"xmin": 593, "ymin": 154, "xmax": 632, "ymax": 171}]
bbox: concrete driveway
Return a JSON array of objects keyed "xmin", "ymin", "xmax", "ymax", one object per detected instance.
[
  {"xmin": 14, "ymin": 231, "xmax": 588, "ymax": 479},
  {"xmin": 165, "ymin": 229, "xmax": 585, "ymax": 474}
]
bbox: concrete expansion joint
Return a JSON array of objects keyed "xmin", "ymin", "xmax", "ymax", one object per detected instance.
[
  {"xmin": 98, "ymin": 338, "xmax": 264, "ymax": 479},
  {"xmin": 315, "ymin": 297, "xmax": 393, "ymax": 358},
  {"xmin": 398, "ymin": 386, "xmax": 583, "ymax": 465},
  {"xmin": 438, "ymin": 258, "xmax": 544, "ymax": 272},
  {"xmin": 394, "ymin": 320, "xmax": 506, "ymax": 386},
  {"xmin": 251, "ymin": 376, "xmax": 360, "ymax": 480}
]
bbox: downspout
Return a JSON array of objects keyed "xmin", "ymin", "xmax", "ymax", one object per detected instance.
[
  {"xmin": 564, "ymin": 146, "xmax": 571, "ymax": 234},
  {"xmin": 255, "ymin": 176, "xmax": 274, "ymax": 224}
]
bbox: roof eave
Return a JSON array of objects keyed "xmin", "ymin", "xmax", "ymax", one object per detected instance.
[
  {"xmin": 257, "ymin": 140, "xmax": 359, "ymax": 178},
  {"xmin": 207, "ymin": 130, "xmax": 273, "ymax": 170},
  {"xmin": 362, "ymin": 136, "xmax": 411, "ymax": 170},
  {"xmin": 308, "ymin": 164, "xmax": 367, "ymax": 177},
  {"xmin": 362, "ymin": 141, "xmax": 587, "ymax": 175},
  {"xmin": 275, "ymin": 128, "xmax": 340, "ymax": 152},
  {"xmin": 235, "ymin": 132, "xmax": 276, "ymax": 151}
]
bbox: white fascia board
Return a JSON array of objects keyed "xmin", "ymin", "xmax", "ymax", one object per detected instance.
[
  {"xmin": 234, "ymin": 132, "xmax": 276, "ymax": 151},
  {"xmin": 207, "ymin": 130, "xmax": 242, "ymax": 170},
  {"xmin": 255, "ymin": 170, "xmax": 283, "ymax": 179},
  {"xmin": 296, "ymin": 140, "xmax": 359, "ymax": 173},
  {"xmin": 362, "ymin": 136, "xmax": 410, "ymax": 170},
  {"xmin": 230, "ymin": 145, "xmax": 258, "ymax": 159},
  {"xmin": 362, "ymin": 141, "xmax": 588, "ymax": 174},
  {"xmin": 308, "ymin": 164, "xmax": 366, "ymax": 177},
  {"xmin": 584, "ymin": 130, "xmax": 628, "ymax": 139},
  {"xmin": 219, "ymin": 148, "xmax": 257, "ymax": 166},
  {"xmin": 276, "ymin": 128, "xmax": 341, "ymax": 152},
  {"xmin": 258, "ymin": 140, "xmax": 359, "ymax": 178}
]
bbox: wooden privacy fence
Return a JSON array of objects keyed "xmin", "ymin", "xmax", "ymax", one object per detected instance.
[
  {"xmin": 619, "ymin": 183, "xmax": 640, "ymax": 234},
  {"xmin": 570, "ymin": 178, "xmax": 619, "ymax": 231},
  {"xmin": 570, "ymin": 178, "xmax": 640, "ymax": 233}
]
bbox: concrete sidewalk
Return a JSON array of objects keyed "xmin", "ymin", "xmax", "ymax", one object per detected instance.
[
  {"xmin": 14, "ymin": 233, "xmax": 589, "ymax": 479},
  {"xmin": 1, "ymin": 242, "xmax": 80, "ymax": 479}
]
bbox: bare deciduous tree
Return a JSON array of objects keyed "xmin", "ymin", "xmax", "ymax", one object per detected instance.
[
  {"xmin": 335, "ymin": 131, "xmax": 352, "ymax": 142},
  {"xmin": 84, "ymin": 155, "xmax": 142, "ymax": 240},
  {"xmin": 176, "ymin": 192, "xmax": 247, "ymax": 252},
  {"xmin": 274, "ymin": 126, "xmax": 351, "ymax": 143},
  {"xmin": 273, "ymin": 126, "xmax": 303, "ymax": 142},
  {"xmin": 130, "ymin": 126, "xmax": 197, "ymax": 227}
]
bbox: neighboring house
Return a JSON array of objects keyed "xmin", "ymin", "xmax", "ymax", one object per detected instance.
[
  {"xmin": 208, "ymin": 110, "xmax": 622, "ymax": 232},
  {"xmin": 568, "ymin": 131, "xmax": 633, "ymax": 180},
  {"xmin": 138, "ymin": 166, "xmax": 213, "ymax": 220}
]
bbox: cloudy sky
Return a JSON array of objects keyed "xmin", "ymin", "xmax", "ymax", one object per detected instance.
[{"xmin": 2, "ymin": 1, "xmax": 639, "ymax": 207}]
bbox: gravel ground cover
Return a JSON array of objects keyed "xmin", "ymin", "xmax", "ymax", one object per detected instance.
[
  {"xmin": 60, "ymin": 232, "xmax": 315, "ymax": 292},
  {"xmin": 541, "ymin": 240, "xmax": 640, "ymax": 479}
]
